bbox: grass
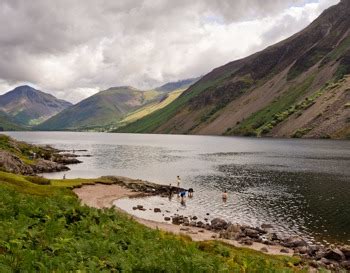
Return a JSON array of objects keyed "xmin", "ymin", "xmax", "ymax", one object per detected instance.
[
  {"xmin": 115, "ymin": 74, "xmax": 233, "ymax": 133},
  {"xmin": 119, "ymin": 89, "xmax": 184, "ymax": 126},
  {"xmin": 0, "ymin": 170, "xmax": 311, "ymax": 272},
  {"xmin": 229, "ymin": 75, "xmax": 316, "ymax": 137}
]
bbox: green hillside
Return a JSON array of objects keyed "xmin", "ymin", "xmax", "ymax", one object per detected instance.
[
  {"xmin": 116, "ymin": 1, "xmax": 350, "ymax": 139},
  {"xmin": 37, "ymin": 87, "xmax": 160, "ymax": 131},
  {"xmin": 0, "ymin": 111, "xmax": 25, "ymax": 131}
]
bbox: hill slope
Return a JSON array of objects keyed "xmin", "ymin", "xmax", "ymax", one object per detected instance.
[
  {"xmin": 37, "ymin": 87, "xmax": 160, "ymax": 131},
  {"xmin": 0, "ymin": 85, "xmax": 72, "ymax": 126},
  {"xmin": 117, "ymin": 0, "xmax": 350, "ymax": 139},
  {"xmin": 0, "ymin": 110, "xmax": 25, "ymax": 131}
]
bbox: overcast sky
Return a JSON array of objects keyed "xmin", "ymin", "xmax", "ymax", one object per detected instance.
[{"xmin": 0, "ymin": 0, "xmax": 339, "ymax": 103}]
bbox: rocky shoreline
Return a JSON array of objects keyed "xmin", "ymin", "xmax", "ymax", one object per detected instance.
[
  {"xmin": 93, "ymin": 178, "xmax": 350, "ymax": 271},
  {"xmin": 0, "ymin": 134, "xmax": 82, "ymax": 175}
]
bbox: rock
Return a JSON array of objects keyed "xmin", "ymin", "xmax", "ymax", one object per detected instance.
[
  {"xmin": 164, "ymin": 217, "xmax": 171, "ymax": 221},
  {"xmin": 260, "ymin": 247, "xmax": 268, "ymax": 253},
  {"xmin": 282, "ymin": 236, "xmax": 307, "ymax": 248},
  {"xmin": 261, "ymin": 224, "xmax": 273, "ymax": 229},
  {"xmin": 192, "ymin": 216, "xmax": 198, "ymax": 220},
  {"xmin": 180, "ymin": 227, "xmax": 190, "ymax": 231},
  {"xmin": 204, "ymin": 218, "xmax": 208, "ymax": 222},
  {"xmin": 198, "ymin": 230, "xmax": 205, "ymax": 233},
  {"xmin": 211, "ymin": 235, "xmax": 217, "ymax": 239},
  {"xmin": 196, "ymin": 221, "xmax": 205, "ymax": 228},
  {"xmin": 211, "ymin": 218, "xmax": 228, "ymax": 230},
  {"xmin": 136, "ymin": 205, "xmax": 144, "ymax": 210},
  {"xmin": 172, "ymin": 216, "xmax": 184, "ymax": 225},
  {"xmin": 268, "ymin": 233, "xmax": 279, "ymax": 241},
  {"xmin": 340, "ymin": 246, "xmax": 350, "ymax": 259},
  {"xmin": 308, "ymin": 260, "xmax": 319, "ymax": 268},
  {"xmin": 319, "ymin": 258, "xmax": 332, "ymax": 265},
  {"xmin": 226, "ymin": 224, "xmax": 241, "ymax": 233},
  {"xmin": 206, "ymin": 213, "xmax": 210, "ymax": 216},
  {"xmin": 154, "ymin": 208, "xmax": 161, "ymax": 213},
  {"xmin": 189, "ymin": 221, "xmax": 197, "ymax": 227},
  {"xmin": 240, "ymin": 239, "xmax": 253, "ymax": 246},
  {"xmin": 280, "ymin": 248, "xmax": 290, "ymax": 254},
  {"xmin": 244, "ymin": 228, "xmax": 260, "ymax": 239},
  {"xmin": 340, "ymin": 261, "xmax": 350, "ymax": 270},
  {"xmin": 324, "ymin": 248, "xmax": 345, "ymax": 262},
  {"xmin": 132, "ymin": 207, "xmax": 137, "ymax": 210},
  {"xmin": 296, "ymin": 246, "xmax": 308, "ymax": 254}
]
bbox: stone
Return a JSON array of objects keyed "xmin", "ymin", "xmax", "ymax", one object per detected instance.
[
  {"xmin": 240, "ymin": 239, "xmax": 253, "ymax": 246},
  {"xmin": 324, "ymin": 248, "xmax": 345, "ymax": 262},
  {"xmin": 136, "ymin": 205, "xmax": 144, "ymax": 210},
  {"xmin": 192, "ymin": 216, "xmax": 198, "ymax": 220},
  {"xmin": 282, "ymin": 236, "xmax": 307, "ymax": 248},
  {"xmin": 261, "ymin": 224, "xmax": 273, "ymax": 229},
  {"xmin": 206, "ymin": 213, "xmax": 210, "ymax": 216},
  {"xmin": 226, "ymin": 224, "xmax": 241, "ymax": 233},
  {"xmin": 296, "ymin": 246, "xmax": 308, "ymax": 255},
  {"xmin": 340, "ymin": 261, "xmax": 350, "ymax": 270},
  {"xmin": 172, "ymin": 216, "xmax": 184, "ymax": 225},
  {"xmin": 154, "ymin": 208, "xmax": 161, "ymax": 213},
  {"xmin": 260, "ymin": 247, "xmax": 268, "ymax": 253},
  {"xmin": 340, "ymin": 246, "xmax": 350, "ymax": 259},
  {"xmin": 132, "ymin": 207, "xmax": 137, "ymax": 210},
  {"xmin": 244, "ymin": 228, "xmax": 259, "ymax": 238},
  {"xmin": 211, "ymin": 218, "xmax": 228, "ymax": 230},
  {"xmin": 189, "ymin": 221, "xmax": 197, "ymax": 227},
  {"xmin": 308, "ymin": 260, "xmax": 319, "ymax": 268},
  {"xmin": 196, "ymin": 221, "xmax": 205, "ymax": 228},
  {"xmin": 280, "ymin": 248, "xmax": 290, "ymax": 254},
  {"xmin": 164, "ymin": 217, "xmax": 171, "ymax": 221},
  {"xmin": 198, "ymin": 230, "xmax": 205, "ymax": 233},
  {"xmin": 180, "ymin": 227, "xmax": 190, "ymax": 231}
]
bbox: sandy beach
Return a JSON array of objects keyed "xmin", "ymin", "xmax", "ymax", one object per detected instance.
[{"xmin": 73, "ymin": 183, "xmax": 294, "ymax": 256}]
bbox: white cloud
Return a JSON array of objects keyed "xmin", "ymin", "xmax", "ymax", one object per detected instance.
[{"xmin": 0, "ymin": 0, "xmax": 340, "ymax": 103}]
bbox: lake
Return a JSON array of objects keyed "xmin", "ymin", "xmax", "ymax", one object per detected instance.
[{"xmin": 5, "ymin": 131, "xmax": 350, "ymax": 245}]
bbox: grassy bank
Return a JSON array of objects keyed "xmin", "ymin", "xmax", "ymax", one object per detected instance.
[{"xmin": 0, "ymin": 171, "xmax": 313, "ymax": 272}]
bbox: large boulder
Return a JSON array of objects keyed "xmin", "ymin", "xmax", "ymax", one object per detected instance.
[
  {"xmin": 211, "ymin": 218, "xmax": 228, "ymax": 230},
  {"xmin": 282, "ymin": 236, "xmax": 307, "ymax": 248},
  {"xmin": 324, "ymin": 248, "xmax": 345, "ymax": 262}
]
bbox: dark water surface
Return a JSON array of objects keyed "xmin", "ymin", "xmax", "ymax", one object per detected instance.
[{"xmin": 5, "ymin": 131, "xmax": 350, "ymax": 245}]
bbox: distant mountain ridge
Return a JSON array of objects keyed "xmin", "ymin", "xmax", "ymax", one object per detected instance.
[
  {"xmin": 116, "ymin": 0, "xmax": 350, "ymax": 139},
  {"xmin": 36, "ymin": 78, "xmax": 199, "ymax": 131},
  {"xmin": 0, "ymin": 85, "xmax": 72, "ymax": 126}
]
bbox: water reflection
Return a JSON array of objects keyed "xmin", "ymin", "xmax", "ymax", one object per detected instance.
[{"xmin": 4, "ymin": 131, "xmax": 350, "ymax": 245}]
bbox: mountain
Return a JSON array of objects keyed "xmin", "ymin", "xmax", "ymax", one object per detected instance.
[
  {"xmin": 0, "ymin": 110, "xmax": 25, "ymax": 131},
  {"xmin": 155, "ymin": 77, "xmax": 200, "ymax": 93},
  {"xmin": 116, "ymin": 0, "xmax": 350, "ymax": 139},
  {"xmin": 36, "ymin": 86, "xmax": 161, "ymax": 131},
  {"xmin": 36, "ymin": 77, "xmax": 200, "ymax": 131},
  {"xmin": 0, "ymin": 85, "xmax": 72, "ymax": 126}
]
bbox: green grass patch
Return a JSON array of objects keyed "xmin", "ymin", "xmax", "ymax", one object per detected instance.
[
  {"xmin": 115, "ymin": 74, "xmax": 234, "ymax": 134},
  {"xmin": 0, "ymin": 171, "xmax": 308, "ymax": 272},
  {"xmin": 291, "ymin": 128, "xmax": 313, "ymax": 138}
]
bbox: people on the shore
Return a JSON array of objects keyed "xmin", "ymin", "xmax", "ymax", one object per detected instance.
[
  {"xmin": 168, "ymin": 184, "xmax": 174, "ymax": 200},
  {"xmin": 222, "ymin": 190, "xmax": 227, "ymax": 202},
  {"xmin": 179, "ymin": 190, "xmax": 186, "ymax": 202},
  {"xmin": 188, "ymin": 188, "xmax": 194, "ymax": 198},
  {"xmin": 176, "ymin": 176, "xmax": 181, "ymax": 188}
]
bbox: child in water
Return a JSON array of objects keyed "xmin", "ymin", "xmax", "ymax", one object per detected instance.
[{"xmin": 222, "ymin": 190, "xmax": 228, "ymax": 201}]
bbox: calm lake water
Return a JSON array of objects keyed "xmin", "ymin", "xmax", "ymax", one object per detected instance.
[{"xmin": 5, "ymin": 131, "xmax": 350, "ymax": 245}]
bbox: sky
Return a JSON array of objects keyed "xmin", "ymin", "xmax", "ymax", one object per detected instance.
[{"xmin": 0, "ymin": 0, "xmax": 340, "ymax": 103}]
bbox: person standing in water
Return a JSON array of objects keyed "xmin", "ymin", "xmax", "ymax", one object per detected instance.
[
  {"xmin": 188, "ymin": 188, "xmax": 194, "ymax": 198},
  {"xmin": 222, "ymin": 190, "xmax": 228, "ymax": 202},
  {"xmin": 176, "ymin": 176, "xmax": 181, "ymax": 188}
]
